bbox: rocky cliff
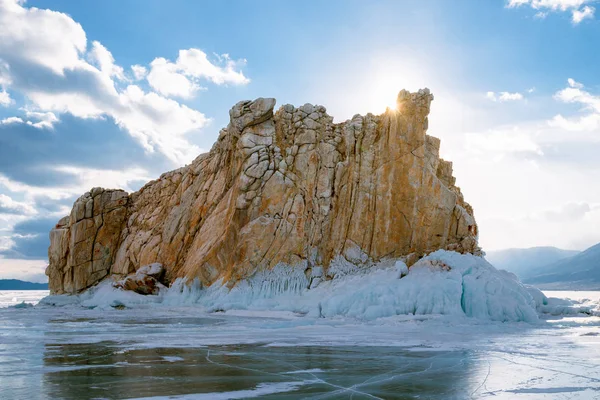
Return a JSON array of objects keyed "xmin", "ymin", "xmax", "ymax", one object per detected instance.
[{"xmin": 46, "ymin": 89, "xmax": 480, "ymax": 295}]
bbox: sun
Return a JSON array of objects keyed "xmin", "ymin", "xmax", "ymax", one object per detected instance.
[
  {"xmin": 362, "ymin": 56, "xmax": 431, "ymax": 115},
  {"xmin": 366, "ymin": 84, "xmax": 400, "ymax": 114}
]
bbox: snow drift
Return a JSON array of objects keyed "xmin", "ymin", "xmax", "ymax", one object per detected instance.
[{"xmin": 39, "ymin": 251, "xmax": 552, "ymax": 323}]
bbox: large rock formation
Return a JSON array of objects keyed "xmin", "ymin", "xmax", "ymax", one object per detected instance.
[{"xmin": 46, "ymin": 89, "xmax": 480, "ymax": 294}]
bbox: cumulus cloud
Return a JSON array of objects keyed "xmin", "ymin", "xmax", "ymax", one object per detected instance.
[
  {"xmin": 0, "ymin": 194, "xmax": 36, "ymax": 215},
  {"xmin": 131, "ymin": 64, "xmax": 147, "ymax": 81},
  {"xmin": 146, "ymin": 49, "xmax": 249, "ymax": 99},
  {"xmin": 88, "ymin": 41, "xmax": 125, "ymax": 80},
  {"xmin": 500, "ymin": 92, "xmax": 524, "ymax": 101},
  {"xmin": 486, "ymin": 91, "xmax": 524, "ymax": 102},
  {"xmin": 0, "ymin": 166, "xmax": 152, "ymax": 201},
  {"xmin": 550, "ymin": 78, "xmax": 600, "ymax": 131},
  {"xmin": 0, "ymin": 0, "xmax": 87, "ymax": 74},
  {"xmin": 0, "ymin": 162, "xmax": 153, "ymax": 261},
  {"xmin": 549, "ymin": 113, "xmax": 600, "ymax": 131},
  {"xmin": 470, "ymin": 80, "xmax": 600, "ymax": 162},
  {"xmin": 0, "ymin": 0, "xmax": 244, "ymax": 165},
  {"xmin": 25, "ymin": 111, "xmax": 59, "ymax": 129},
  {"xmin": 0, "ymin": 90, "xmax": 12, "ymax": 106},
  {"xmin": 567, "ymin": 77, "xmax": 584, "ymax": 89},
  {"xmin": 572, "ymin": 5, "xmax": 596, "ymax": 22},
  {"xmin": 506, "ymin": 0, "xmax": 596, "ymax": 24},
  {"xmin": 0, "ymin": 1, "xmax": 252, "ymax": 263},
  {"xmin": 178, "ymin": 50, "xmax": 249, "ymax": 85},
  {"xmin": 1, "ymin": 112, "xmax": 58, "ymax": 129},
  {"xmin": 1, "ymin": 116, "xmax": 23, "ymax": 125},
  {"xmin": 147, "ymin": 57, "xmax": 202, "ymax": 98}
]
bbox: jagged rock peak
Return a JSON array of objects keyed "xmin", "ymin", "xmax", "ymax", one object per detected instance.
[{"xmin": 46, "ymin": 88, "xmax": 480, "ymax": 294}]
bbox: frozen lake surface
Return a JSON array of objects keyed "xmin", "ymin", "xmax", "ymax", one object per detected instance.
[{"xmin": 0, "ymin": 290, "xmax": 599, "ymax": 399}]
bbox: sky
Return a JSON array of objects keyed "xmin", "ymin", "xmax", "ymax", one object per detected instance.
[{"xmin": 0, "ymin": 0, "xmax": 599, "ymax": 282}]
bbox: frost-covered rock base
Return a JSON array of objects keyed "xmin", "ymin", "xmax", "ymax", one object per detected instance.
[{"xmin": 39, "ymin": 251, "xmax": 565, "ymax": 323}]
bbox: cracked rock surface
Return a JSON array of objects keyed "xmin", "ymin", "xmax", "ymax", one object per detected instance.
[{"xmin": 46, "ymin": 89, "xmax": 480, "ymax": 294}]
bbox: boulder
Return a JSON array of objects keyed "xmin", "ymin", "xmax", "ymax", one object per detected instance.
[{"xmin": 114, "ymin": 264, "xmax": 167, "ymax": 296}]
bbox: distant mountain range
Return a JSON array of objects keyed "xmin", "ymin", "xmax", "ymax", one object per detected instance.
[
  {"xmin": 0, "ymin": 279, "xmax": 49, "ymax": 290},
  {"xmin": 485, "ymin": 247, "xmax": 580, "ymax": 279},
  {"xmin": 523, "ymin": 243, "xmax": 600, "ymax": 290},
  {"xmin": 486, "ymin": 244, "xmax": 600, "ymax": 290}
]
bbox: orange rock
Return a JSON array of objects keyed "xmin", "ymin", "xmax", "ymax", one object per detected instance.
[{"xmin": 46, "ymin": 89, "xmax": 480, "ymax": 294}]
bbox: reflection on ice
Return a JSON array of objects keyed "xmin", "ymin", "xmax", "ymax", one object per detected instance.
[
  {"xmin": 41, "ymin": 341, "xmax": 476, "ymax": 399},
  {"xmin": 0, "ymin": 297, "xmax": 599, "ymax": 399},
  {"xmin": 1, "ymin": 267, "xmax": 600, "ymax": 398}
]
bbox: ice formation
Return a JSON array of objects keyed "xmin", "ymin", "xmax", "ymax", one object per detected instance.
[{"xmin": 40, "ymin": 251, "xmax": 552, "ymax": 323}]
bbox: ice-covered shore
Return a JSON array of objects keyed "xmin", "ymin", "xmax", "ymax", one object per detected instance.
[{"xmin": 37, "ymin": 250, "xmax": 598, "ymax": 322}]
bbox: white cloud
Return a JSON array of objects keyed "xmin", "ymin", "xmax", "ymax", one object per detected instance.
[
  {"xmin": 0, "ymin": 166, "xmax": 153, "ymax": 201},
  {"xmin": 147, "ymin": 57, "xmax": 201, "ymax": 99},
  {"xmin": 443, "ymin": 79, "xmax": 600, "ymax": 251},
  {"xmin": 114, "ymin": 85, "xmax": 207, "ymax": 161},
  {"xmin": 0, "ymin": 0, "xmax": 87, "ymax": 74},
  {"xmin": 0, "ymin": 0, "xmax": 242, "ymax": 165},
  {"xmin": 0, "ymin": 90, "xmax": 13, "ymax": 106},
  {"xmin": 567, "ymin": 77, "xmax": 584, "ymax": 89},
  {"xmin": 0, "ymin": 235, "xmax": 15, "ymax": 253},
  {"xmin": 51, "ymin": 165, "xmax": 153, "ymax": 192},
  {"xmin": 1, "ymin": 112, "xmax": 58, "ymax": 129},
  {"xmin": 131, "ymin": 64, "xmax": 147, "ymax": 81},
  {"xmin": 539, "ymin": 202, "xmax": 593, "ymax": 221},
  {"xmin": 486, "ymin": 91, "xmax": 524, "ymax": 102},
  {"xmin": 499, "ymin": 92, "xmax": 524, "ymax": 101},
  {"xmin": 25, "ymin": 111, "xmax": 59, "ymax": 129},
  {"xmin": 551, "ymin": 78, "xmax": 600, "ymax": 130},
  {"xmin": 0, "ymin": 258, "xmax": 49, "ymax": 282},
  {"xmin": 146, "ymin": 49, "xmax": 249, "ymax": 99},
  {"xmin": 0, "ymin": 194, "xmax": 36, "ymax": 215},
  {"xmin": 465, "ymin": 126, "xmax": 543, "ymax": 158},
  {"xmin": 572, "ymin": 5, "xmax": 595, "ymax": 22},
  {"xmin": 549, "ymin": 113, "xmax": 600, "ymax": 131},
  {"xmin": 1, "ymin": 116, "xmax": 23, "ymax": 125},
  {"xmin": 508, "ymin": 0, "xmax": 530, "ymax": 6},
  {"xmin": 178, "ymin": 50, "xmax": 249, "ymax": 85},
  {"xmin": 506, "ymin": 0, "xmax": 596, "ymax": 23},
  {"xmin": 481, "ymin": 202, "xmax": 600, "ymax": 250},
  {"xmin": 88, "ymin": 41, "xmax": 125, "ymax": 80}
]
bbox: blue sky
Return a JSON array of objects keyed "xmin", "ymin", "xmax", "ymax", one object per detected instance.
[{"xmin": 1, "ymin": 0, "xmax": 599, "ymax": 281}]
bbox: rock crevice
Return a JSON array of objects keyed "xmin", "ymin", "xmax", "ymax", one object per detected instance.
[{"xmin": 46, "ymin": 89, "xmax": 480, "ymax": 294}]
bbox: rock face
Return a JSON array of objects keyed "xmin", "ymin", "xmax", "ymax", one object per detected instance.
[
  {"xmin": 47, "ymin": 189, "xmax": 128, "ymax": 294},
  {"xmin": 46, "ymin": 89, "xmax": 480, "ymax": 294}
]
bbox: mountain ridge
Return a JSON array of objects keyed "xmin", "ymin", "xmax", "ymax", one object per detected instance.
[
  {"xmin": 524, "ymin": 242, "xmax": 600, "ymax": 290},
  {"xmin": 0, "ymin": 279, "xmax": 49, "ymax": 290},
  {"xmin": 485, "ymin": 246, "xmax": 580, "ymax": 279}
]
